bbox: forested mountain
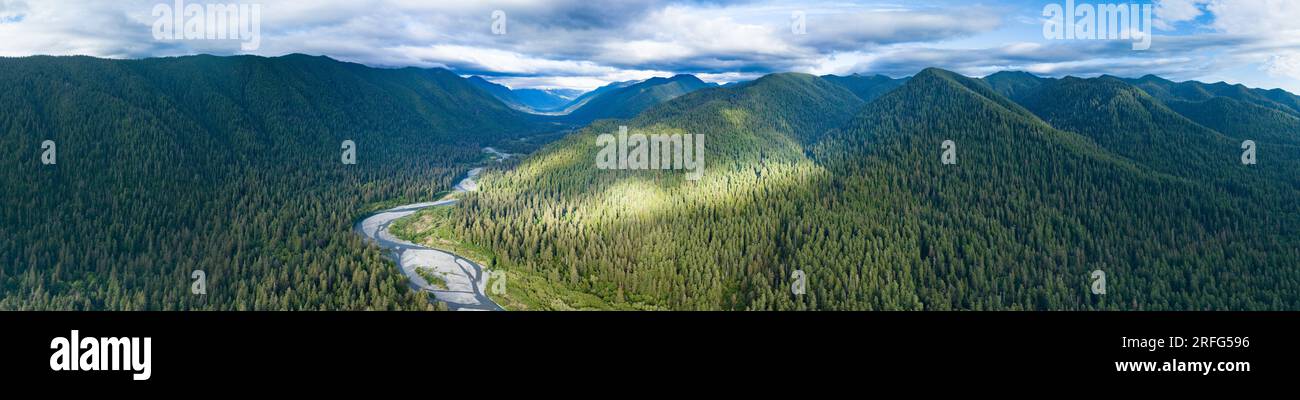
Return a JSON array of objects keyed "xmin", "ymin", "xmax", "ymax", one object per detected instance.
[
  {"xmin": 466, "ymin": 76, "xmax": 527, "ymax": 110},
  {"xmin": 556, "ymin": 80, "xmax": 638, "ymax": 114},
  {"xmin": 398, "ymin": 67, "xmax": 1300, "ymax": 310},
  {"xmin": 822, "ymin": 73, "xmax": 908, "ymax": 102},
  {"xmin": 1016, "ymin": 75, "xmax": 1300, "ymax": 195},
  {"xmin": 986, "ymin": 71, "xmax": 1300, "ymax": 128},
  {"xmin": 398, "ymin": 72, "xmax": 864, "ymax": 309},
  {"xmin": 562, "ymin": 74, "xmax": 712, "ymax": 123},
  {"xmin": 8, "ymin": 52, "xmax": 1299, "ymax": 311},
  {"xmin": 981, "ymin": 70, "xmax": 1051, "ymax": 101},
  {"xmin": 513, "ymin": 88, "xmax": 582, "ymax": 111},
  {"xmin": 470, "ymin": 73, "xmax": 709, "ymax": 119},
  {"xmin": 0, "ymin": 54, "xmax": 553, "ymax": 310},
  {"xmin": 817, "ymin": 68, "xmax": 1299, "ymax": 310},
  {"xmin": 1122, "ymin": 74, "xmax": 1300, "ymax": 116},
  {"xmin": 1018, "ymin": 76, "xmax": 1239, "ymax": 179},
  {"xmin": 1166, "ymin": 96, "xmax": 1300, "ymax": 144},
  {"xmin": 466, "ymin": 76, "xmax": 578, "ymax": 113}
]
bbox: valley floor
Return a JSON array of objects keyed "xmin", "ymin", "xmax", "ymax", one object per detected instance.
[{"xmin": 355, "ymin": 168, "xmax": 502, "ymax": 311}]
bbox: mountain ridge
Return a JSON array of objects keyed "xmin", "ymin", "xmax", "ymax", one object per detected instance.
[{"xmin": 561, "ymin": 74, "xmax": 712, "ymax": 123}]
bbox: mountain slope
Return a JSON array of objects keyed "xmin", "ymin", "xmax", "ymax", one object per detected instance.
[
  {"xmin": 402, "ymin": 72, "xmax": 865, "ymax": 310},
  {"xmin": 982, "ymin": 70, "xmax": 1051, "ymax": 101},
  {"xmin": 402, "ymin": 67, "xmax": 1300, "ymax": 311},
  {"xmin": 821, "ymin": 73, "xmax": 907, "ymax": 102},
  {"xmin": 1014, "ymin": 75, "xmax": 1300, "ymax": 197},
  {"xmin": 466, "ymin": 75, "xmax": 528, "ymax": 110},
  {"xmin": 990, "ymin": 71, "xmax": 1300, "ymax": 180},
  {"xmin": 831, "ymin": 69, "xmax": 1300, "ymax": 310},
  {"xmin": 1165, "ymin": 96, "xmax": 1300, "ymax": 145},
  {"xmin": 813, "ymin": 68, "xmax": 1297, "ymax": 310},
  {"xmin": 466, "ymin": 76, "xmax": 577, "ymax": 112},
  {"xmin": 511, "ymin": 88, "xmax": 579, "ymax": 111},
  {"xmin": 563, "ymin": 74, "xmax": 712, "ymax": 123},
  {"xmin": 1123, "ymin": 75, "xmax": 1300, "ymax": 116},
  {"xmin": 0, "ymin": 54, "xmax": 549, "ymax": 310},
  {"xmin": 557, "ymin": 80, "xmax": 638, "ymax": 114}
]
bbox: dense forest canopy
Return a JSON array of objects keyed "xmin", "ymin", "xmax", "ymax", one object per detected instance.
[
  {"xmin": 0, "ymin": 54, "xmax": 559, "ymax": 310},
  {"xmin": 407, "ymin": 68, "xmax": 1300, "ymax": 310},
  {"xmin": 561, "ymin": 75, "xmax": 714, "ymax": 124},
  {"xmin": 5, "ymin": 53, "xmax": 1299, "ymax": 311}
]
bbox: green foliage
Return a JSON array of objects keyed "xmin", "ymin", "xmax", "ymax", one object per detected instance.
[
  {"xmin": 0, "ymin": 54, "xmax": 549, "ymax": 310},
  {"xmin": 981, "ymin": 70, "xmax": 1049, "ymax": 102},
  {"xmin": 415, "ymin": 268, "xmax": 447, "ymax": 290},
  {"xmin": 1166, "ymin": 97, "xmax": 1300, "ymax": 144},
  {"xmin": 389, "ymin": 206, "xmax": 497, "ymax": 268},
  {"xmin": 822, "ymin": 73, "xmax": 907, "ymax": 102},
  {"xmin": 413, "ymin": 68, "xmax": 1300, "ymax": 310},
  {"xmin": 8, "ymin": 53, "xmax": 1299, "ymax": 312},
  {"xmin": 564, "ymin": 75, "xmax": 712, "ymax": 123},
  {"xmin": 1123, "ymin": 74, "xmax": 1300, "ymax": 117}
]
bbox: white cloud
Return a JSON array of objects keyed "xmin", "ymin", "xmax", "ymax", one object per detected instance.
[
  {"xmin": 0, "ymin": 0, "xmax": 1016, "ymax": 90},
  {"xmin": 0, "ymin": 0, "xmax": 169, "ymax": 58},
  {"xmin": 1192, "ymin": 1, "xmax": 1300, "ymax": 83},
  {"xmin": 1155, "ymin": 0, "xmax": 1206, "ymax": 30},
  {"xmin": 493, "ymin": 70, "xmax": 671, "ymax": 92},
  {"xmin": 1204, "ymin": 0, "xmax": 1300, "ymax": 34},
  {"xmin": 0, "ymin": 0, "xmax": 29, "ymax": 23},
  {"xmin": 0, "ymin": 0, "xmax": 1298, "ymax": 93},
  {"xmin": 597, "ymin": 5, "xmax": 800, "ymax": 68},
  {"xmin": 1262, "ymin": 53, "xmax": 1300, "ymax": 80},
  {"xmin": 384, "ymin": 44, "xmax": 613, "ymax": 75},
  {"xmin": 696, "ymin": 71, "xmax": 765, "ymax": 84},
  {"xmin": 795, "ymin": 6, "xmax": 1004, "ymax": 49}
]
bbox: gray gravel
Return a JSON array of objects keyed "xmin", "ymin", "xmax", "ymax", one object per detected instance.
[{"xmin": 354, "ymin": 168, "xmax": 503, "ymax": 311}]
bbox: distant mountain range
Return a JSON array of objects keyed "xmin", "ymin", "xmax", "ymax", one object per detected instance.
[
  {"xmin": 561, "ymin": 74, "xmax": 714, "ymax": 123},
  {"xmin": 469, "ymin": 74, "xmax": 716, "ymax": 124},
  {"xmin": 555, "ymin": 80, "xmax": 639, "ymax": 114},
  {"xmin": 821, "ymin": 73, "xmax": 908, "ymax": 102},
  {"xmin": 465, "ymin": 76, "xmax": 582, "ymax": 113}
]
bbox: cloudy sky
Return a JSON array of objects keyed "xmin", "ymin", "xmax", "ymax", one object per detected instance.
[{"xmin": 2, "ymin": 0, "xmax": 1299, "ymax": 92}]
